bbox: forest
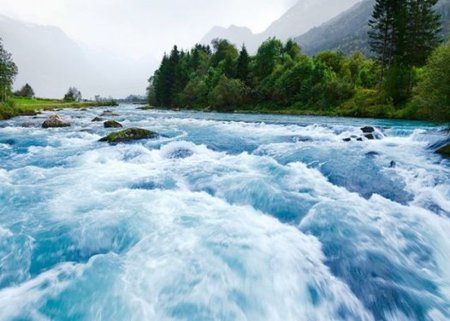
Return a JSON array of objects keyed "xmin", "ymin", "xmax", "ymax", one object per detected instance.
[{"xmin": 148, "ymin": 0, "xmax": 450, "ymax": 121}]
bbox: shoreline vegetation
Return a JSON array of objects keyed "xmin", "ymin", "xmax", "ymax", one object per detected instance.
[
  {"xmin": 146, "ymin": 38, "xmax": 450, "ymax": 122},
  {"xmin": 0, "ymin": 96, "xmax": 118, "ymax": 120},
  {"xmin": 147, "ymin": 0, "xmax": 450, "ymax": 122}
]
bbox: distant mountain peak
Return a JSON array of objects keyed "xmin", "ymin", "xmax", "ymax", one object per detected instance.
[{"xmin": 200, "ymin": 0, "xmax": 361, "ymax": 52}]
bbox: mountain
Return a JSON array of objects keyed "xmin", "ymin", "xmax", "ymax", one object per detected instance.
[
  {"xmin": 201, "ymin": 25, "xmax": 256, "ymax": 48},
  {"xmin": 262, "ymin": 0, "xmax": 361, "ymax": 41},
  {"xmin": 295, "ymin": 0, "xmax": 450, "ymax": 56},
  {"xmin": 295, "ymin": 0, "xmax": 373, "ymax": 56},
  {"xmin": 201, "ymin": 0, "xmax": 361, "ymax": 52},
  {"xmin": 0, "ymin": 15, "xmax": 157, "ymax": 98}
]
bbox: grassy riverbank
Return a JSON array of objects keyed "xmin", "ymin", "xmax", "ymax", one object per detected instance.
[{"xmin": 0, "ymin": 97, "xmax": 117, "ymax": 120}]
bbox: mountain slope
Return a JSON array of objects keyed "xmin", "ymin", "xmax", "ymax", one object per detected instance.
[
  {"xmin": 201, "ymin": 0, "xmax": 361, "ymax": 52},
  {"xmin": 0, "ymin": 14, "xmax": 93, "ymax": 98},
  {"xmin": 295, "ymin": 0, "xmax": 450, "ymax": 56},
  {"xmin": 262, "ymin": 0, "xmax": 361, "ymax": 41},
  {"xmin": 0, "ymin": 15, "xmax": 157, "ymax": 98}
]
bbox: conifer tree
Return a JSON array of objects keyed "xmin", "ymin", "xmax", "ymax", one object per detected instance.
[
  {"xmin": 368, "ymin": 0, "xmax": 396, "ymax": 78},
  {"xmin": 406, "ymin": 0, "xmax": 441, "ymax": 66},
  {"xmin": 236, "ymin": 45, "xmax": 250, "ymax": 85}
]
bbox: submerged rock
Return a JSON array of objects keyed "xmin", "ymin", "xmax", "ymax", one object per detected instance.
[
  {"xmin": 92, "ymin": 117, "xmax": 104, "ymax": 122},
  {"xmin": 99, "ymin": 128, "xmax": 157, "ymax": 144},
  {"xmin": 104, "ymin": 120, "xmax": 123, "ymax": 128},
  {"xmin": 437, "ymin": 143, "xmax": 450, "ymax": 157},
  {"xmin": 100, "ymin": 110, "xmax": 119, "ymax": 117},
  {"xmin": 21, "ymin": 122, "xmax": 39, "ymax": 128},
  {"xmin": 42, "ymin": 115, "xmax": 70, "ymax": 128}
]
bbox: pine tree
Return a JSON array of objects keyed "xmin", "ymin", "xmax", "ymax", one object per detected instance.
[
  {"xmin": 16, "ymin": 83, "xmax": 35, "ymax": 98},
  {"xmin": 406, "ymin": 0, "xmax": 441, "ymax": 66},
  {"xmin": 236, "ymin": 45, "xmax": 250, "ymax": 84},
  {"xmin": 368, "ymin": 0, "xmax": 396, "ymax": 79}
]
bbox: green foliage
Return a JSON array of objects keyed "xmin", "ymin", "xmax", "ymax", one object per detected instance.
[
  {"xmin": 0, "ymin": 96, "xmax": 115, "ymax": 120},
  {"xmin": 15, "ymin": 83, "xmax": 35, "ymax": 98},
  {"xmin": 383, "ymin": 65, "xmax": 415, "ymax": 106},
  {"xmin": 209, "ymin": 76, "xmax": 248, "ymax": 112},
  {"xmin": 253, "ymin": 38, "xmax": 284, "ymax": 80},
  {"xmin": 236, "ymin": 46, "xmax": 251, "ymax": 85},
  {"xmin": 147, "ymin": 34, "xmax": 449, "ymax": 121},
  {"xmin": 0, "ymin": 38, "xmax": 18, "ymax": 102},
  {"xmin": 412, "ymin": 41, "xmax": 450, "ymax": 120},
  {"xmin": 63, "ymin": 87, "xmax": 82, "ymax": 102},
  {"xmin": 337, "ymin": 88, "xmax": 395, "ymax": 118},
  {"xmin": 368, "ymin": 0, "xmax": 442, "ymax": 107}
]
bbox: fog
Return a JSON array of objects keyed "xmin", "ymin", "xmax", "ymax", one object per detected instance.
[{"xmin": 0, "ymin": 0, "xmax": 355, "ymax": 98}]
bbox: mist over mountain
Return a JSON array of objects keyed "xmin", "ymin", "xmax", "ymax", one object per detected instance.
[
  {"xmin": 201, "ymin": 0, "xmax": 361, "ymax": 52},
  {"xmin": 295, "ymin": 0, "xmax": 450, "ymax": 56},
  {"xmin": 0, "ymin": 15, "xmax": 157, "ymax": 99}
]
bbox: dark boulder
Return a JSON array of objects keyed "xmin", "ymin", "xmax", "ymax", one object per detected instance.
[
  {"xmin": 42, "ymin": 115, "xmax": 70, "ymax": 128},
  {"xmin": 92, "ymin": 117, "xmax": 104, "ymax": 122},
  {"xmin": 104, "ymin": 120, "xmax": 123, "ymax": 128},
  {"xmin": 99, "ymin": 128, "xmax": 157, "ymax": 144},
  {"xmin": 437, "ymin": 143, "xmax": 450, "ymax": 157},
  {"xmin": 361, "ymin": 126, "xmax": 375, "ymax": 134}
]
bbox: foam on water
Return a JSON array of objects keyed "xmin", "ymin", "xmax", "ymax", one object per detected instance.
[{"xmin": 0, "ymin": 105, "xmax": 449, "ymax": 320}]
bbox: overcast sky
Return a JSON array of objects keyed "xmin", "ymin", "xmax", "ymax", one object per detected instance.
[{"xmin": 0, "ymin": 0, "xmax": 298, "ymax": 59}]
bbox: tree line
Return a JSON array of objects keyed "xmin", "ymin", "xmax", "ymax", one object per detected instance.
[{"xmin": 148, "ymin": 0, "xmax": 449, "ymax": 121}]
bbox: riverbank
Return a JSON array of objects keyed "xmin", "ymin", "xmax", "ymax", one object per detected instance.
[
  {"xmin": 143, "ymin": 102, "xmax": 448, "ymax": 123},
  {"xmin": 0, "ymin": 97, "xmax": 118, "ymax": 120}
]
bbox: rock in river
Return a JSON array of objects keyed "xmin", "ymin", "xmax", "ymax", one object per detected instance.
[
  {"xmin": 104, "ymin": 120, "xmax": 123, "ymax": 128},
  {"xmin": 361, "ymin": 126, "xmax": 375, "ymax": 133},
  {"xmin": 92, "ymin": 117, "xmax": 104, "ymax": 122},
  {"xmin": 42, "ymin": 115, "xmax": 70, "ymax": 128},
  {"xmin": 99, "ymin": 128, "xmax": 157, "ymax": 144},
  {"xmin": 437, "ymin": 143, "xmax": 450, "ymax": 157},
  {"xmin": 100, "ymin": 110, "xmax": 119, "ymax": 117}
]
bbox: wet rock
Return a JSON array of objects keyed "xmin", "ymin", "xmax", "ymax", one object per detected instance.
[
  {"xmin": 99, "ymin": 128, "xmax": 157, "ymax": 144},
  {"xmin": 92, "ymin": 117, "xmax": 104, "ymax": 122},
  {"xmin": 42, "ymin": 115, "xmax": 70, "ymax": 128},
  {"xmin": 80, "ymin": 129, "xmax": 94, "ymax": 134},
  {"xmin": 21, "ymin": 122, "xmax": 38, "ymax": 128},
  {"xmin": 361, "ymin": 126, "xmax": 375, "ymax": 134},
  {"xmin": 343, "ymin": 138, "xmax": 352, "ymax": 142},
  {"xmin": 100, "ymin": 110, "xmax": 119, "ymax": 117},
  {"xmin": 104, "ymin": 120, "xmax": 123, "ymax": 128},
  {"xmin": 437, "ymin": 143, "xmax": 450, "ymax": 157},
  {"xmin": 366, "ymin": 151, "xmax": 380, "ymax": 158},
  {"xmin": 390, "ymin": 161, "xmax": 397, "ymax": 168},
  {"xmin": 365, "ymin": 134, "xmax": 375, "ymax": 140}
]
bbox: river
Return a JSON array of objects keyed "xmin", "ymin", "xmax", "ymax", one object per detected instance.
[{"xmin": 0, "ymin": 105, "xmax": 449, "ymax": 321}]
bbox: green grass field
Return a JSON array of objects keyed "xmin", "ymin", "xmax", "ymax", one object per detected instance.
[{"xmin": 0, "ymin": 96, "xmax": 117, "ymax": 120}]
